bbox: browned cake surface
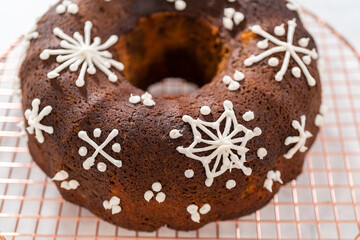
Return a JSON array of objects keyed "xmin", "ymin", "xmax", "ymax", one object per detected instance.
[{"xmin": 19, "ymin": 0, "xmax": 322, "ymax": 231}]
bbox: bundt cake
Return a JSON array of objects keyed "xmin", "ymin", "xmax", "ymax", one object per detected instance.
[{"xmin": 18, "ymin": 0, "xmax": 324, "ymax": 231}]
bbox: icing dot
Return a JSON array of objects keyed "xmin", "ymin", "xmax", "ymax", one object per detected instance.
[
  {"xmin": 200, "ymin": 106, "xmax": 211, "ymax": 115},
  {"xmin": 143, "ymin": 98, "xmax": 156, "ymax": 107},
  {"xmin": 320, "ymin": 104, "xmax": 328, "ymax": 115},
  {"xmin": 170, "ymin": 129, "xmax": 183, "ymax": 139},
  {"xmin": 257, "ymin": 39, "xmax": 269, "ymax": 49},
  {"xmin": 315, "ymin": 114, "xmax": 325, "ymax": 127},
  {"xmin": 156, "ymin": 192, "xmax": 166, "ymax": 203},
  {"xmin": 112, "ymin": 143, "xmax": 121, "ymax": 153},
  {"xmin": 187, "ymin": 204, "xmax": 198, "ymax": 215},
  {"xmin": 184, "ymin": 169, "xmax": 194, "ymax": 178},
  {"xmin": 191, "ymin": 212, "xmax": 201, "ymax": 223},
  {"xmin": 233, "ymin": 12, "xmax": 245, "ymax": 25},
  {"xmin": 222, "ymin": 75, "xmax": 232, "ymax": 85},
  {"xmin": 268, "ymin": 57, "xmax": 279, "ymax": 67},
  {"xmin": 78, "ymin": 146, "xmax": 88, "ymax": 157},
  {"xmin": 298, "ymin": 38, "xmax": 310, "ymax": 48},
  {"xmin": 233, "ymin": 70, "xmax": 245, "ymax": 81},
  {"xmin": 199, "ymin": 204, "xmax": 211, "ymax": 215},
  {"xmin": 152, "ymin": 182, "xmax": 162, "ymax": 192},
  {"xmin": 174, "ymin": 0, "xmax": 186, "ymax": 11},
  {"xmin": 224, "ymin": 8, "xmax": 235, "ymax": 18},
  {"xmin": 226, "ymin": 179, "xmax": 236, "ymax": 190},
  {"xmin": 97, "ymin": 162, "xmax": 107, "ymax": 172},
  {"xmin": 257, "ymin": 148, "xmax": 268, "ymax": 160},
  {"xmin": 141, "ymin": 92, "xmax": 153, "ymax": 100},
  {"xmin": 144, "ymin": 190, "xmax": 154, "ymax": 202},
  {"xmin": 242, "ymin": 111, "xmax": 254, "ymax": 121},
  {"xmin": 112, "ymin": 205, "xmax": 122, "ymax": 214},
  {"xmin": 228, "ymin": 81, "xmax": 240, "ymax": 91},
  {"xmin": 68, "ymin": 3, "xmax": 79, "ymax": 14},
  {"xmin": 52, "ymin": 170, "xmax": 69, "ymax": 181},
  {"xmin": 93, "ymin": 128, "xmax": 101, "ymax": 138},
  {"xmin": 302, "ymin": 55, "xmax": 311, "ymax": 65},
  {"xmin": 291, "ymin": 67, "xmax": 302, "ymax": 78},
  {"xmin": 223, "ymin": 17, "xmax": 234, "ymax": 30},
  {"xmin": 274, "ymin": 24, "xmax": 285, "ymax": 36},
  {"xmin": 129, "ymin": 94, "xmax": 141, "ymax": 104}
]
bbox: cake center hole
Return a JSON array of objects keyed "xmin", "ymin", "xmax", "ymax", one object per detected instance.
[{"xmin": 115, "ymin": 12, "xmax": 227, "ymax": 97}]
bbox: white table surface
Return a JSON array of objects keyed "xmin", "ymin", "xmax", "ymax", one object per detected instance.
[{"xmin": 0, "ymin": 0, "xmax": 360, "ymax": 56}]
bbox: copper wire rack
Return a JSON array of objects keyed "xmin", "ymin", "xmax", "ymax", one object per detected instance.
[{"xmin": 1, "ymin": 8, "xmax": 360, "ymax": 240}]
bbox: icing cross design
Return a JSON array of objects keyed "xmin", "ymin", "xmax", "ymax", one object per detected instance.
[
  {"xmin": 177, "ymin": 101, "xmax": 263, "ymax": 187},
  {"xmin": 244, "ymin": 19, "xmax": 318, "ymax": 86},
  {"xmin": 78, "ymin": 128, "xmax": 122, "ymax": 172},
  {"xmin": 40, "ymin": 21, "xmax": 124, "ymax": 87},
  {"xmin": 24, "ymin": 98, "xmax": 54, "ymax": 144},
  {"xmin": 284, "ymin": 115, "xmax": 312, "ymax": 159}
]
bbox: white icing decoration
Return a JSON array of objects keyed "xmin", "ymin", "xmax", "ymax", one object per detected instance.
[
  {"xmin": 25, "ymin": 23, "xmax": 39, "ymax": 49},
  {"xmin": 24, "ymin": 98, "xmax": 54, "ymax": 144},
  {"xmin": 78, "ymin": 128, "xmax": 122, "ymax": 171},
  {"xmin": 93, "ymin": 128, "xmax": 101, "ymax": 138},
  {"xmin": 286, "ymin": 0, "xmax": 301, "ymax": 13},
  {"xmin": 56, "ymin": 0, "xmax": 79, "ymax": 15},
  {"xmin": 112, "ymin": 143, "xmax": 121, "ymax": 153},
  {"xmin": 257, "ymin": 39, "xmax": 269, "ymax": 49},
  {"xmin": 291, "ymin": 66, "xmax": 301, "ymax": 78},
  {"xmin": 52, "ymin": 170, "xmax": 79, "ymax": 190},
  {"xmin": 315, "ymin": 104, "xmax": 327, "ymax": 127},
  {"xmin": 97, "ymin": 162, "xmax": 107, "ymax": 172},
  {"xmin": 257, "ymin": 148, "xmax": 268, "ymax": 160},
  {"xmin": 298, "ymin": 38, "xmax": 310, "ymax": 48},
  {"xmin": 14, "ymin": 77, "xmax": 22, "ymax": 99},
  {"xmin": 268, "ymin": 57, "xmax": 279, "ymax": 67},
  {"xmin": 274, "ymin": 24, "xmax": 285, "ymax": 36},
  {"xmin": 61, "ymin": 180, "xmax": 80, "ymax": 190},
  {"xmin": 17, "ymin": 121, "xmax": 28, "ymax": 141},
  {"xmin": 245, "ymin": 19, "xmax": 318, "ymax": 87},
  {"xmin": 320, "ymin": 104, "xmax": 328, "ymax": 115},
  {"xmin": 242, "ymin": 111, "xmax": 254, "ymax": 121},
  {"xmin": 129, "ymin": 94, "xmax": 141, "ymax": 104},
  {"xmin": 284, "ymin": 115, "xmax": 312, "ymax": 159},
  {"xmin": 200, "ymin": 106, "xmax": 211, "ymax": 116},
  {"xmin": 40, "ymin": 21, "xmax": 124, "ymax": 87},
  {"xmin": 302, "ymin": 55, "xmax": 311, "ymax": 65},
  {"xmin": 170, "ymin": 129, "xmax": 183, "ymax": 139},
  {"xmin": 264, "ymin": 170, "xmax": 283, "ymax": 192},
  {"xmin": 223, "ymin": 8, "xmax": 244, "ymax": 30},
  {"xmin": 177, "ymin": 101, "xmax": 262, "ymax": 187},
  {"xmin": 103, "ymin": 196, "xmax": 121, "ymax": 215},
  {"xmin": 78, "ymin": 146, "xmax": 88, "ymax": 156},
  {"xmin": 166, "ymin": 0, "xmax": 186, "ymax": 11},
  {"xmin": 226, "ymin": 179, "xmax": 236, "ymax": 189},
  {"xmin": 187, "ymin": 203, "xmax": 211, "ymax": 223},
  {"xmin": 184, "ymin": 169, "xmax": 194, "ymax": 178},
  {"xmin": 223, "ymin": 70, "xmax": 245, "ymax": 91},
  {"xmin": 144, "ymin": 182, "xmax": 166, "ymax": 203},
  {"xmin": 52, "ymin": 170, "xmax": 69, "ymax": 181}
]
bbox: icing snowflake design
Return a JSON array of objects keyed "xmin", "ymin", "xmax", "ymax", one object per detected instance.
[
  {"xmin": 244, "ymin": 19, "xmax": 318, "ymax": 87},
  {"xmin": 284, "ymin": 115, "xmax": 312, "ymax": 159},
  {"xmin": 40, "ymin": 21, "xmax": 124, "ymax": 87},
  {"xmin": 24, "ymin": 99, "xmax": 54, "ymax": 144},
  {"xmin": 177, "ymin": 100, "xmax": 262, "ymax": 187},
  {"xmin": 78, "ymin": 128, "xmax": 122, "ymax": 172}
]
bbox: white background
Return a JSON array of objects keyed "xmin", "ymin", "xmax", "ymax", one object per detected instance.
[{"xmin": 0, "ymin": 0, "xmax": 360, "ymax": 55}]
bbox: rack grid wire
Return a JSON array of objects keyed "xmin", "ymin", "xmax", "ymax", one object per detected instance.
[{"xmin": 0, "ymin": 8, "xmax": 360, "ymax": 240}]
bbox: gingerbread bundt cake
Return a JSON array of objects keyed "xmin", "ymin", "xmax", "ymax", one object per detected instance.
[{"xmin": 18, "ymin": 0, "xmax": 324, "ymax": 231}]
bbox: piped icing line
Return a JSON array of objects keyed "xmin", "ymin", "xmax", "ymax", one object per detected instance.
[
  {"xmin": 223, "ymin": 8, "xmax": 245, "ymax": 31},
  {"xmin": 129, "ymin": 92, "xmax": 156, "ymax": 107},
  {"xmin": 40, "ymin": 21, "xmax": 124, "ymax": 87},
  {"xmin": 244, "ymin": 19, "xmax": 318, "ymax": 87},
  {"xmin": 187, "ymin": 204, "xmax": 211, "ymax": 223},
  {"xmin": 24, "ymin": 99, "xmax": 54, "ymax": 144},
  {"xmin": 263, "ymin": 170, "xmax": 283, "ymax": 192},
  {"xmin": 144, "ymin": 182, "xmax": 166, "ymax": 203},
  {"xmin": 56, "ymin": 0, "xmax": 79, "ymax": 15},
  {"xmin": 78, "ymin": 128, "xmax": 122, "ymax": 172},
  {"xmin": 176, "ymin": 101, "xmax": 262, "ymax": 187},
  {"xmin": 166, "ymin": 0, "xmax": 187, "ymax": 11},
  {"xmin": 315, "ymin": 104, "xmax": 328, "ymax": 127},
  {"xmin": 52, "ymin": 170, "xmax": 80, "ymax": 190},
  {"xmin": 103, "ymin": 196, "xmax": 121, "ymax": 215},
  {"xmin": 222, "ymin": 70, "xmax": 245, "ymax": 91},
  {"xmin": 284, "ymin": 115, "xmax": 312, "ymax": 159}
]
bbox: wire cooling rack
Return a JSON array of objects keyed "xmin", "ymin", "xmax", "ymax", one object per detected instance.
[{"xmin": 1, "ymin": 8, "xmax": 360, "ymax": 240}]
